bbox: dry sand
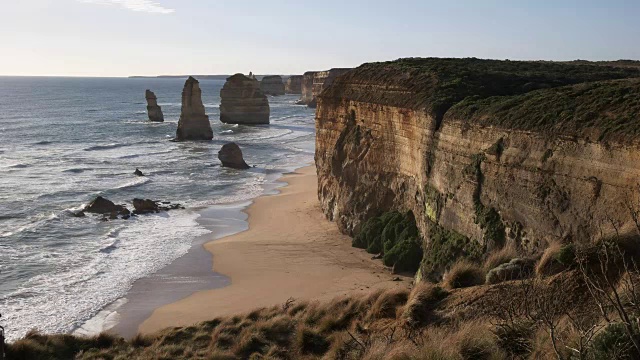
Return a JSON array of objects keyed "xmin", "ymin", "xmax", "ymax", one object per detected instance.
[{"xmin": 139, "ymin": 165, "xmax": 409, "ymax": 334}]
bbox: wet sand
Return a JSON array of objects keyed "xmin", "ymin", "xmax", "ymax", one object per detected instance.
[{"xmin": 138, "ymin": 165, "xmax": 409, "ymax": 334}]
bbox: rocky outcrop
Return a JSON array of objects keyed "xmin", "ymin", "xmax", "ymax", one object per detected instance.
[
  {"xmin": 145, "ymin": 90, "xmax": 164, "ymax": 122},
  {"xmin": 218, "ymin": 142, "xmax": 250, "ymax": 169},
  {"xmin": 297, "ymin": 71, "xmax": 317, "ymax": 105},
  {"xmin": 285, "ymin": 75, "xmax": 303, "ymax": 94},
  {"xmin": 134, "ymin": 168, "xmax": 144, "ymax": 176},
  {"xmin": 175, "ymin": 76, "xmax": 213, "ymax": 141},
  {"xmin": 315, "ymin": 58, "xmax": 640, "ymax": 280},
  {"xmin": 260, "ymin": 75, "xmax": 285, "ymax": 96},
  {"xmin": 84, "ymin": 196, "xmax": 127, "ymax": 215},
  {"xmin": 297, "ymin": 69, "xmax": 352, "ymax": 107},
  {"xmin": 132, "ymin": 199, "xmax": 184, "ymax": 214},
  {"xmin": 220, "ymin": 74, "xmax": 270, "ymax": 125}
]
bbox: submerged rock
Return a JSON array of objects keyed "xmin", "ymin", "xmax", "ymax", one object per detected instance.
[
  {"xmin": 218, "ymin": 142, "xmax": 250, "ymax": 169},
  {"xmin": 133, "ymin": 198, "xmax": 185, "ymax": 214},
  {"xmin": 220, "ymin": 74, "xmax": 270, "ymax": 125},
  {"xmin": 175, "ymin": 76, "xmax": 213, "ymax": 141},
  {"xmin": 285, "ymin": 75, "xmax": 303, "ymax": 94},
  {"xmin": 145, "ymin": 90, "xmax": 164, "ymax": 122},
  {"xmin": 134, "ymin": 168, "xmax": 144, "ymax": 176},
  {"xmin": 84, "ymin": 196, "xmax": 127, "ymax": 215},
  {"xmin": 260, "ymin": 75, "xmax": 285, "ymax": 96}
]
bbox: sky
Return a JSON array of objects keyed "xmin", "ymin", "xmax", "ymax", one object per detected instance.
[{"xmin": 1, "ymin": 0, "xmax": 639, "ymax": 77}]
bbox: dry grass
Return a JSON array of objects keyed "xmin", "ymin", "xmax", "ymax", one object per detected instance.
[
  {"xmin": 535, "ymin": 241, "xmax": 565, "ymax": 277},
  {"xmin": 401, "ymin": 282, "xmax": 448, "ymax": 328},
  {"xmin": 483, "ymin": 245, "xmax": 518, "ymax": 272},
  {"xmin": 443, "ymin": 260, "xmax": 485, "ymax": 289}
]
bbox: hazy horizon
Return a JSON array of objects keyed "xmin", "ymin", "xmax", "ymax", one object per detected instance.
[{"xmin": 2, "ymin": 0, "xmax": 640, "ymax": 77}]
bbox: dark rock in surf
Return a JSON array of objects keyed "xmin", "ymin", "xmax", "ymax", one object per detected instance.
[
  {"xmin": 132, "ymin": 198, "xmax": 159, "ymax": 214},
  {"xmin": 134, "ymin": 168, "xmax": 144, "ymax": 176},
  {"xmin": 218, "ymin": 142, "xmax": 250, "ymax": 169},
  {"xmin": 84, "ymin": 196, "xmax": 127, "ymax": 215}
]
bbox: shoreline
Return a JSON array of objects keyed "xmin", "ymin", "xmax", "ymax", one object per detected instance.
[{"xmin": 138, "ymin": 165, "xmax": 410, "ymax": 335}]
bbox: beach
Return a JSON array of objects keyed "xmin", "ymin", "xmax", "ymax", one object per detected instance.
[{"xmin": 137, "ymin": 165, "xmax": 410, "ymax": 335}]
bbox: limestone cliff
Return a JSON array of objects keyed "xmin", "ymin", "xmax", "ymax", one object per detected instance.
[
  {"xmin": 315, "ymin": 58, "xmax": 640, "ymax": 279},
  {"xmin": 285, "ymin": 75, "xmax": 303, "ymax": 94},
  {"xmin": 260, "ymin": 75, "xmax": 285, "ymax": 96},
  {"xmin": 220, "ymin": 74, "xmax": 270, "ymax": 125},
  {"xmin": 298, "ymin": 71, "xmax": 318, "ymax": 105},
  {"xmin": 176, "ymin": 76, "xmax": 213, "ymax": 141},
  {"xmin": 145, "ymin": 90, "xmax": 164, "ymax": 122}
]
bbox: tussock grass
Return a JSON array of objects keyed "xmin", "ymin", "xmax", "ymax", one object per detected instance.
[
  {"xmin": 443, "ymin": 260, "xmax": 485, "ymax": 289},
  {"xmin": 483, "ymin": 245, "xmax": 518, "ymax": 272},
  {"xmin": 401, "ymin": 282, "xmax": 448, "ymax": 328}
]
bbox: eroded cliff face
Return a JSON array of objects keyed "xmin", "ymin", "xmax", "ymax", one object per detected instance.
[
  {"xmin": 315, "ymin": 58, "xmax": 640, "ymax": 279},
  {"xmin": 298, "ymin": 69, "xmax": 352, "ymax": 107},
  {"xmin": 285, "ymin": 75, "xmax": 303, "ymax": 94},
  {"xmin": 298, "ymin": 71, "xmax": 318, "ymax": 105}
]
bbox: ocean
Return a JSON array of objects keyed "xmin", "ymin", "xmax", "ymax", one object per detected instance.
[{"xmin": 0, "ymin": 76, "xmax": 316, "ymax": 341}]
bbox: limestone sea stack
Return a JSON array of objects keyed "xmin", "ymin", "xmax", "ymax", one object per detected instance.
[
  {"xmin": 260, "ymin": 75, "xmax": 285, "ymax": 96},
  {"xmin": 218, "ymin": 142, "xmax": 250, "ymax": 169},
  {"xmin": 220, "ymin": 74, "xmax": 270, "ymax": 125},
  {"xmin": 175, "ymin": 76, "xmax": 213, "ymax": 141},
  {"xmin": 285, "ymin": 75, "xmax": 303, "ymax": 94},
  {"xmin": 297, "ymin": 71, "xmax": 317, "ymax": 105},
  {"xmin": 145, "ymin": 90, "xmax": 164, "ymax": 122}
]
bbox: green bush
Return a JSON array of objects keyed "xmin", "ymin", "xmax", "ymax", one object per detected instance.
[
  {"xmin": 555, "ymin": 244, "xmax": 576, "ymax": 267},
  {"xmin": 486, "ymin": 258, "xmax": 535, "ymax": 284},
  {"xmin": 383, "ymin": 237, "xmax": 423, "ymax": 273},
  {"xmin": 422, "ymin": 224, "xmax": 483, "ymax": 280},
  {"xmin": 591, "ymin": 323, "xmax": 638, "ymax": 360}
]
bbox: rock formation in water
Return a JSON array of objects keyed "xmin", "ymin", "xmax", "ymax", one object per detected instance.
[
  {"xmin": 175, "ymin": 76, "xmax": 213, "ymax": 141},
  {"xmin": 145, "ymin": 90, "xmax": 164, "ymax": 122},
  {"xmin": 220, "ymin": 74, "xmax": 270, "ymax": 125},
  {"xmin": 260, "ymin": 75, "xmax": 285, "ymax": 96},
  {"xmin": 297, "ymin": 69, "xmax": 352, "ymax": 107},
  {"xmin": 315, "ymin": 57, "xmax": 640, "ymax": 280},
  {"xmin": 218, "ymin": 142, "xmax": 250, "ymax": 169},
  {"xmin": 285, "ymin": 75, "xmax": 303, "ymax": 94},
  {"xmin": 134, "ymin": 168, "xmax": 144, "ymax": 176},
  {"xmin": 84, "ymin": 196, "xmax": 129, "ymax": 220},
  {"xmin": 132, "ymin": 199, "xmax": 184, "ymax": 214}
]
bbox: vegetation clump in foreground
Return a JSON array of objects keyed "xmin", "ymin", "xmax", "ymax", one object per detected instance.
[
  {"xmin": 9, "ymin": 237, "xmax": 640, "ymax": 360},
  {"xmin": 353, "ymin": 211, "xmax": 423, "ymax": 273}
]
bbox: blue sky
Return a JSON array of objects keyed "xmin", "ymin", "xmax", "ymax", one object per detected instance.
[{"xmin": 1, "ymin": 0, "xmax": 639, "ymax": 76}]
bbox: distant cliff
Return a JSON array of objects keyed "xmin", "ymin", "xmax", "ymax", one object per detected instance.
[
  {"xmin": 298, "ymin": 69, "xmax": 352, "ymax": 107},
  {"xmin": 315, "ymin": 58, "xmax": 640, "ymax": 279}
]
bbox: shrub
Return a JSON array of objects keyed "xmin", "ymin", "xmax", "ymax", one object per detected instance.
[
  {"xmin": 444, "ymin": 261, "xmax": 485, "ymax": 289},
  {"xmin": 453, "ymin": 322, "xmax": 506, "ymax": 360},
  {"xmin": 486, "ymin": 258, "xmax": 535, "ymax": 284},
  {"xmin": 383, "ymin": 237, "xmax": 423, "ymax": 273},
  {"xmin": 422, "ymin": 224, "xmax": 483, "ymax": 280},
  {"xmin": 591, "ymin": 323, "xmax": 638, "ymax": 360},
  {"xmin": 493, "ymin": 320, "xmax": 534, "ymax": 356},
  {"xmin": 353, "ymin": 216, "xmax": 384, "ymax": 251},
  {"xmin": 401, "ymin": 282, "xmax": 448, "ymax": 327}
]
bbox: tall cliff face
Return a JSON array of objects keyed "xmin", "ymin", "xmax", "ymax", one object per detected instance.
[
  {"xmin": 176, "ymin": 77, "xmax": 213, "ymax": 141},
  {"xmin": 315, "ymin": 58, "xmax": 640, "ymax": 279},
  {"xmin": 298, "ymin": 71, "xmax": 318, "ymax": 105},
  {"xmin": 285, "ymin": 75, "xmax": 303, "ymax": 94}
]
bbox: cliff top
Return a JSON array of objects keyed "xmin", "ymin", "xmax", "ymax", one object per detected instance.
[
  {"xmin": 320, "ymin": 57, "xmax": 640, "ymax": 119},
  {"xmin": 447, "ymin": 77, "xmax": 640, "ymax": 141}
]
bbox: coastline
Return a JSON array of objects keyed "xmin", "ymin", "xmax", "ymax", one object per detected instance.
[{"xmin": 137, "ymin": 165, "xmax": 410, "ymax": 334}]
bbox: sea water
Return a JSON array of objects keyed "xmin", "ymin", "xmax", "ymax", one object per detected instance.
[{"xmin": 0, "ymin": 76, "xmax": 315, "ymax": 341}]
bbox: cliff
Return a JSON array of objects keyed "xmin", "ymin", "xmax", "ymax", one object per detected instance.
[
  {"xmin": 315, "ymin": 57, "xmax": 640, "ymax": 279},
  {"xmin": 260, "ymin": 75, "xmax": 285, "ymax": 96},
  {"xmin": 176, "ymin": 77, "xmax": 213, "ymax": 140},
  {"xmin": 298, "ymin": 71, "xmax": 318, "ymax": 105},
  {"xmin": 145, "ymin": 90, "xmax": 164, "ymax": 122},
  {"xmin": 285, "ymin": 75, "xmax": 303, "ymax": 94},
  {"xmin": 220, "ymin": 73, "xmax": 270, "ymax": 125}
]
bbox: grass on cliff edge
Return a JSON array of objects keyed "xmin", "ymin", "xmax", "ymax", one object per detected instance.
[
  {"xmin": 319, "ymin": 57, "xmax": 640, "ymax": 119},
  {"xmin": 447, "ymin": 77, "xmax": 640, "ymax": 142}
]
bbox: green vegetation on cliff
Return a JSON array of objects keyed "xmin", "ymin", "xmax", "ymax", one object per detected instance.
[
  {"xmin": 448, "ymin": 78, "xmax": 640, "ymax": 141},
  {"xmin": 320, "ymin": 57, "xmax": 640, "ymax": 121},
  {"xmin": 353, "ymin": 211, "xmax": 423, "ymax": 273}
]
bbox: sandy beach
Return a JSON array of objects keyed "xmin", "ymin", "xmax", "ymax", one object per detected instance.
[{"xmin": 138, "ymin": 165, "xmax": 410, "ymax": 334}]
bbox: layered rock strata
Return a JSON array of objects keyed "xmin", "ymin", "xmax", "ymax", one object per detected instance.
[
  {"xmin": 145, "ymin": 90, "xmax": 164, "ymax": 122},
  {"xmin": 298, "ymin": 69, "xmax": 352, "ymax": 107},
  {"xmin": 218, "ymin": 142, "xmax": 250, "ymax": 169},
  {"xmin": 176, "ymin": 76, "xmax": 213, "ymax": 140},
  {"xmin": 220, "ymin": 74, "xmax": 270, "ymax": 125},
  {"xmin": 285, "ymin": 75, "xmax": 303, "ymax": 94},
  {"xmin": 260, "ymin": 75, "xmax": 285, "ymax": 96},
  {"xmin": 315, "ymin": 58, "xmax": 640, "ymax": 279}
]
